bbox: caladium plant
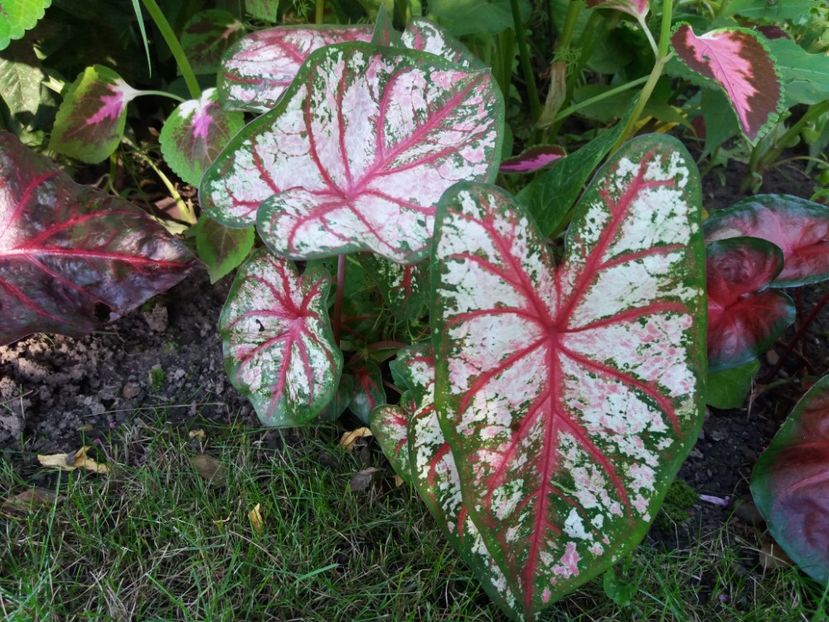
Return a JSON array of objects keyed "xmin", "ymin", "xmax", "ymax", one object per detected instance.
[
  {"xmin": 180, "ymin": 9, "xmax": 245, "ymax": 75},
  {"xmin": 201, "ymin": 42, "xmax": 502, "ymax": 263},
  {"xmin": 752, "ymin": 374, "xmax": 829, "ymax": 584},
  {"xmin": 0, "ymin": 131, "xmax": 195, "ymax": 345}
]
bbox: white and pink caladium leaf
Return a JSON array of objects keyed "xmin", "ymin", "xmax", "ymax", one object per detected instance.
[
  {"xmin": 49, "ymin": 65, "xmax": 139, "ymax": 163},
  {"xmin": 159, "ymin": 88, "xmax": 245, "ymax": 187},
  {"xmin": 670, "ymin": 24, "xmax": 782, "ymax": 142},
  {"xmin": 217, "ymin": 18, "xmax": 479, "ymax": 113},
  {"xmin": 180, "ymin": 10, "xmax": 245, "ymax": 75},
  {"xmin": 0, "ymin": 131, "xmax": 195, "ymax": 345},
  {"xmin": 371, "ymin": 345, "xmax": 522, "ymax": 617},
  {"xmin": 346, "ymin": 357, "xmax": 386, "ymax": 425},
  {"xmin": 202, "ymin": 42, "xmax": 502, "ymax": 264},
  {"xmin": 431, "ymin": 134, "xmax": 706, "ymax": 618},
  {"xmin": 704, "ymin": 194, "xmax": 829, "ymax": 288},
  {"xmin": 220, "ymin": 249, "xmax": 342, "ymax": 426},
  {"xmin": 500, "ymin": 146, "xmax": 566, "ymax": 175},
  {"xmin": 706, "ymin": 237, "xmax": 795, "ymax": 372},
  {"xmin": 586, "ymin": 0, "xmax": 648, "ymax": 20},
  {"xmin": 751, "ymin": 374, "xmax": 829, "ymax": 584}
]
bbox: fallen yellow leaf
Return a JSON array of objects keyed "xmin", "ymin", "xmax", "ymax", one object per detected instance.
[
  {"xmin": 393, "ymin": 475, "xmax": 405, "ymax": 488},
  {"xmin": 213, "ymin": 513, "xmax": 232, "ymax": 527},
  {"xmin": 248, "ymin": 503, "xmax": 264, "ymax": 533},
  {"xmin": 188, "ymin": 429, "xmax": 206, "ymax": 440},
  {"xmin": 339, "ymin": 427, "xmax": 373, "ymax": 452},
  {"xmin": 37, "ymin": 446, "xmax": 109, "ymax": 474}
]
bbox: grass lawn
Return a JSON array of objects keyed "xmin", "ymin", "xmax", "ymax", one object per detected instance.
[{"xmin": 0, "ymin": 414, "xmax": 826, "ymax": 621}]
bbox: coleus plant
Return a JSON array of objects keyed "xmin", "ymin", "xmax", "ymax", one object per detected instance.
[{"xmin": 374, "ymin": 134, "xmax": 706, "ymax": 619}]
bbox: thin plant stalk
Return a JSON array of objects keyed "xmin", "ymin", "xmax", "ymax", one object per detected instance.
[
  {"xmin": 333, "ymin": 255, "xmax": 346, "ymax": 344},
  {"xmin": 136, "ymin": 90, "xmax": 186, "ymax": 103},
  {"xmin": 554, "ymin": 75, "xmax": 649, "ymax": 123},
  {"xmin": 510, "ymin": 0, "xmax": 541, "ymax": 122},
  {"xmin": 316, "ymin": 0, "xmax": 325, "ymax": 24},
  {"xmin": 141, "ymin": 0, "xmax": 201, "ymax": 100}
]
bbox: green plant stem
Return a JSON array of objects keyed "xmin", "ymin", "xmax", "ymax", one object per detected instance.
[
  {"xmin": 141, "ymin": 0, "xmax": 201, "ymax": 100},
  {"xmin": 637, "ymin": 15, "xmax": 659, "ymax": 57},
  {"xmin": 558, "ymin": 0, "xmax": 584, "ymax": 50},
  {"xmin": 554, "ymin": 75, "xmax": 649, "ymax": 123},
  {"xmin": 333, "ymin": 255, "xmax": 346, "ymax": 345},
  {"xmin": 510, "ymin": 0, "xmax": 541, "ymax": 122},
  {"xmin": 316, "ymin": 0, "xmax": 325, "ymax": 24},
  {"xmin": 761, "ymin": 100, "xmax": 829, "ymax": 171},
  {"xmin": 136, "ymin": 90, "xmax": 186, "ymax": 103}
]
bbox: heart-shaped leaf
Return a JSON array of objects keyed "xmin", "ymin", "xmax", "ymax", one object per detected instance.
[
  {"xmin": 203, "ymin": 42, "xmax": 502, "ymax": 264},
  {"xmin": 0, "ymin": 132, "xmax": 195, "ymax": 345},
  {"xmin": 705, "ymin": 194, "xmax": 829, "ymax": 288},
  {"xmin": 160, "ymin": 88, "xmax": 245, "ymax": 187},
  {"xmin": 0, "ymin": 0, "xmax": 51, "ymax": 51},
  {"xmin": 752, "ymin": 374, "xmax": 829, "ymax": 584},
  {"xmin": 347, "ymin": 357, "xmax": 386, "ymax": 424},
  {"xmin": 49, "ymin": 65, "xmax": 139, "ymax": 163},
  {"xmin": 217, "ymin": 18, "xmax": 479, "ymax": 113},
  {"xmin": 181, "ymin": 10, "xmax": 245, "ymax": 75},
  {"xmin": 500, "ymin": 145, "xmax": 566, "ymax": 174},
  {"xmin": 706, "ymin": 237, "xmax": 794, "ymax": 372},
  {"xmin": 192, "ymin": 217, "xmax": 255, "ymax": 283},
  {"xmin": 586, "ymin": 0, "xmax": 648, "ymax": 20},
  {"xmin": 220, "ymin": 249, "xmax": 342, "ymax": 426},
  {"xmin": 431, "ymin": 134, "xmax": 705, "ymax": 617},
  {"xmin": 670, "ymin": 25, "xmax": 781, "ymax": 142}
]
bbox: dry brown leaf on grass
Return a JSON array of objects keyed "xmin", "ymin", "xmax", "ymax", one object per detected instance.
[
  {"xmin": 189, "ymin": 453, "xmax": 226, "ymax": 486},
  {"xmin": 248, "ymin": 503, "xmax": 264, "ymax": 533},
  {"xmin": 1, "ymin": 488, "xmax": 58, "ymax": 515},
  {"xmin": 760, "ymin": 537, "xmax": 794, "ymax": 571},
  {"xmin": 339, "ymin": 427, "xmax": 373, "ymax": 452},
  {"xmin": 37, "ymin": 446, "xmax": 109, "ymax": 474},
  {"xmin": 350, "ymin": 467, "xmax": 381, "ymax": 492},
  {"xmin": 393, "ymin": 475, "xmax": 405, "ymax": 488}
]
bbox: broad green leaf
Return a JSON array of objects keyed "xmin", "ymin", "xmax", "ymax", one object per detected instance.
[
  {"xmin": 752, "ymin": 374, "xmax": 829, "ymax": 584},
  {"xmin": 245, "ymin": 0, "xmax": 278, "ymax": 22},
  {"xmin": 347, "ymin": 357, "xmax": 386, "ymax": 424},
  {"xmin": 431, "ymin": 135, "xmax": 706, "ymax": 618},
  {"xmin": 723, "ymin": 0, "xmax": 814, "ymax": 23},
  {"xmin": 159, "ymin": 88, "xmax": 245, "ymax": 187},
  {"xmin": 49, "ymin": 65, "xmax": 138, "ymax": 163},
  {"xmin": 220, "ymin": 250, "xmax": 342, "ymax": 426},
  {"xmin": 0, "ymin": 0, "xmax": 51, "ymax": 51},
  {"xmin": 428, "ymin": 0, "xmax": 530, "ymax": 37},
  {"xmin": 765, "ymin": 37, "xmax": 829, "ymax": 107},
  {"xmin": 203, "ymin": 42, "xmax": 503, "ymax": 264},
  {"xmin": 0, "ymin": 44, "xmax": 44, "ymax": 121},
  {"xmin": 670, "ymin": 25, "xmax": 782, "ymax": 142},
  {"xmin": 700, "ymin": 88, "xmax": 739, "ymax": 159},
  {"xmin": 181, "ymin": 9, "xmax": 245, "ymax": 75},
  {"xmin": 0, "ymin": 132, "xmax": 195, "ymax": 345},
  {"xmin": 320, "ymin": 373, "xmax": 355, "ymax": 422},
  {"xmin": 193, "ymin": 217, "xmax": 255, "ymax": 283},
  {"xmin": 706, "ymin": 359, "xmax": 760, "ymax": 409}
]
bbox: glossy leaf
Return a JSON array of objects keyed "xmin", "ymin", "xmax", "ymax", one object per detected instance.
[
  {"xmin": 0, "ymin": 0, "xmax": 51, "ymax": 51},
  {"xmin": 428, "ymin": 0, "xmax": 530, "ymax": 37},
  {"xmin": 347, "ymin": 358, "xmax": 386, "ymax": 424},
  {"xmin": 706, "ymin": 359, "xmax": 760, "ymax": 410},
  {"xmin": 159, "ymin": 88, "xmax": 245, "ymax": 187},
  {"xmin": 723, "ymin": 0, "xmax": 814, "ymax": 22},
  {"xmin": 49, "ymin": 65, "xmax": 138, "ymax": 163},
  {"xmin": 586, "ymin": 0, "xmax": 648, "ymax": 20},
  {"xmin": 500, "ymin": 146, "xmax": 566, "ymax": 174},
  {"xmin": 705, "ymin": 194, "xmax": 829, "ymax": 288},
  {"xmin": 671, "ymin": 25, "xmax": 781, "ymax": 141},
  {"xmin": 752, "ymin": 374, "xmax": 829, "ymax": 584},
  {"xmin": 0, "ymin": 131, "xmax": 195, "ymax": 345},
  {"xmin": 706, "ymin": 237, "xmax": 795, "ymax": 372},
  {"xmin": 203, "ymin": 42, "xmax": 502, "ymax": 264},
  {"xmin": 432, "ymin": 135, "xmax": 706, "ymax": 617},
  {"xmin": 219, "ymin": 250, "xmax": 342, "ymax": 426},
  {"xmin": 193, "ymin": 217, "xmax": 255, "ymax": 283},
  {"xmin": 181, "ymin": 10, "xmax": 245, "ymax": 75}
]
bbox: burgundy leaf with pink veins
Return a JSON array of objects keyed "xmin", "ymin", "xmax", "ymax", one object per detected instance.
[
  {"xmin": 220, "ymin": 249, "xmax": 342, "ymax": 426},
  {"xmin": 586, "ymin": 0, "xmax": 649, "ymax": 20},
  {"xmin": 431, "ymin": 135, "xmax": 706, "ymax": 617},
  {"xmin": 201, "ymin": 42, "xmax": 502, "ymax": 264},
  {"xmin": 0, "ymin": 132, "xmax": 195, "ymax": 345},
  {"xmin": 500, "ymin": 145, "xmax": 566, "ymax": 175},
  {"xmin": 671, "ymin": 24, "xmax": 782, "ymax": 141}
]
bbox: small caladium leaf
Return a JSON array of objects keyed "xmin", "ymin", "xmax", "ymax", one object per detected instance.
[
  {"xmin": 706, "ymin": 237, "xmax": 795, "ymax": 372},
  {"xmin": 400, "ymin": 18, "xmax": 483, "ymax": 69},
  {"xmin": 372, "ymin": 5, "xmax": 403, "ymax": 48},
  {"xmin": 586, "ymin": 0, "xmax": 648, "ymax": 20},
  {"xmin": 204, "ymin": 43, "xmax": 502, "ymax": 264},
  {"xmin": 0, "ymin": 0, "xmax": 51, "ymax": 51},
  {"xmin": 706, "ymin": 359, "xmax": 760, "ymax": 410},
  {"xmin": 347, "ymin": 357, "xmax": 386, "ymax": 425},
  {"xmin": 181, "ymin": 10, "xmax": 245, "ymax": 75},
  {"xmin": 49, "ymin": 65, "xmax": 139, "ymax": 163},
  {"xmin": 159, "ymin": 88, "xmax": 245, "ymax": 187},
  {"xmin": 705, "ymin": 194, "xmax": 829, "ymax": 288},
  {"xmin": 432, "ymin": 135, "xmax": 706, "ymax": 617},
  {"xmin": 0, "ymin": 132, "xmax": 195, "ymax": 345},
  {"xmin": 500, "ymin": 146, "xmax": 566, "ymax": 175},
  {"xmin": 219, "ymin": 250, "xmax": 343, "ymax": 426},
  {"xmin": 217, "ymin": 24, "xmax": 374, "ymax": 113},
  {"xmin": 670, "ymin": 25, "xmax": 782, "ymax": 142},
  {"xmin": 192, "ymin": 217, "xmax": 255, "ymax": 283},
  {"xmin": 371, "ymin": 403, "xmax": 412, "ymax": 482},
  {"xmin": 751, "ymin": 374, "xmax": 829, "ymax": 584}
]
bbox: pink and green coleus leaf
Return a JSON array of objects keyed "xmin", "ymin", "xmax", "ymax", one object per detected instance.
[
  {"xmin": 431, "ymin": 134, "xmax": 706, "ymax": 617},
  {"xmin": 181, "ymin": 10, "xmax": 245, "ymax": 75},
  {"xmin": 751, "ymin": 374, "xmax": 829, "ymax": 584},
  {"xmin": 706, "ymin": 237, "xmax": 795, "ymax": 372},
  {"xmin": 500, "ymin": 146, "xmax": 566, "ymax": 175},
  {"xmin": 219, "ymin": 249, "xmax": 343, "ymax": 426},
  {"xmin": 49, "ymin": 65, "xmax": 139, "ymax": 163},
  {"xmin": 0, "ymin": 0, "xmax": 51, "ymax": 51},
  {"xmin": 347, "ymin": 357, "xmax": 386, "ymax": 425},
  {"xmin": 0, "ymin": 131, "xmax": 195, "ymax": 345},
  {"xmin": 217, "ymin": 18, "xmax": 479, "ymax": 113},
  {"xmin": 704, "ymin": 194, "xmax": 829, "ymax": 288},
  {"xmin": 670, "ymin": 25, "xmax": 782, "ymax": 142},
  {"xmin": 192, "ymin": 217, "xmax": 255, "ymax": 283},
  {"xmin": 586, "ymin": 0, "xmax": 648, "ymax": 20},
  {"xmin": 203, "ymin": 42, "xmax": 502, "ymax": 264},
  {"xmin": 159, "ymin": 88, "xmax": 245, "ymax": 187}
]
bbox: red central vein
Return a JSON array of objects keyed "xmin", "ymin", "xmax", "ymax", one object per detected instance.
[
  {"xmin": 1, "ymin": 171, "xmax": 59, "ymax": 245},
  {"xmin": 0, "ymin": 247, "xmax": 189, "ymax": 268}
]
